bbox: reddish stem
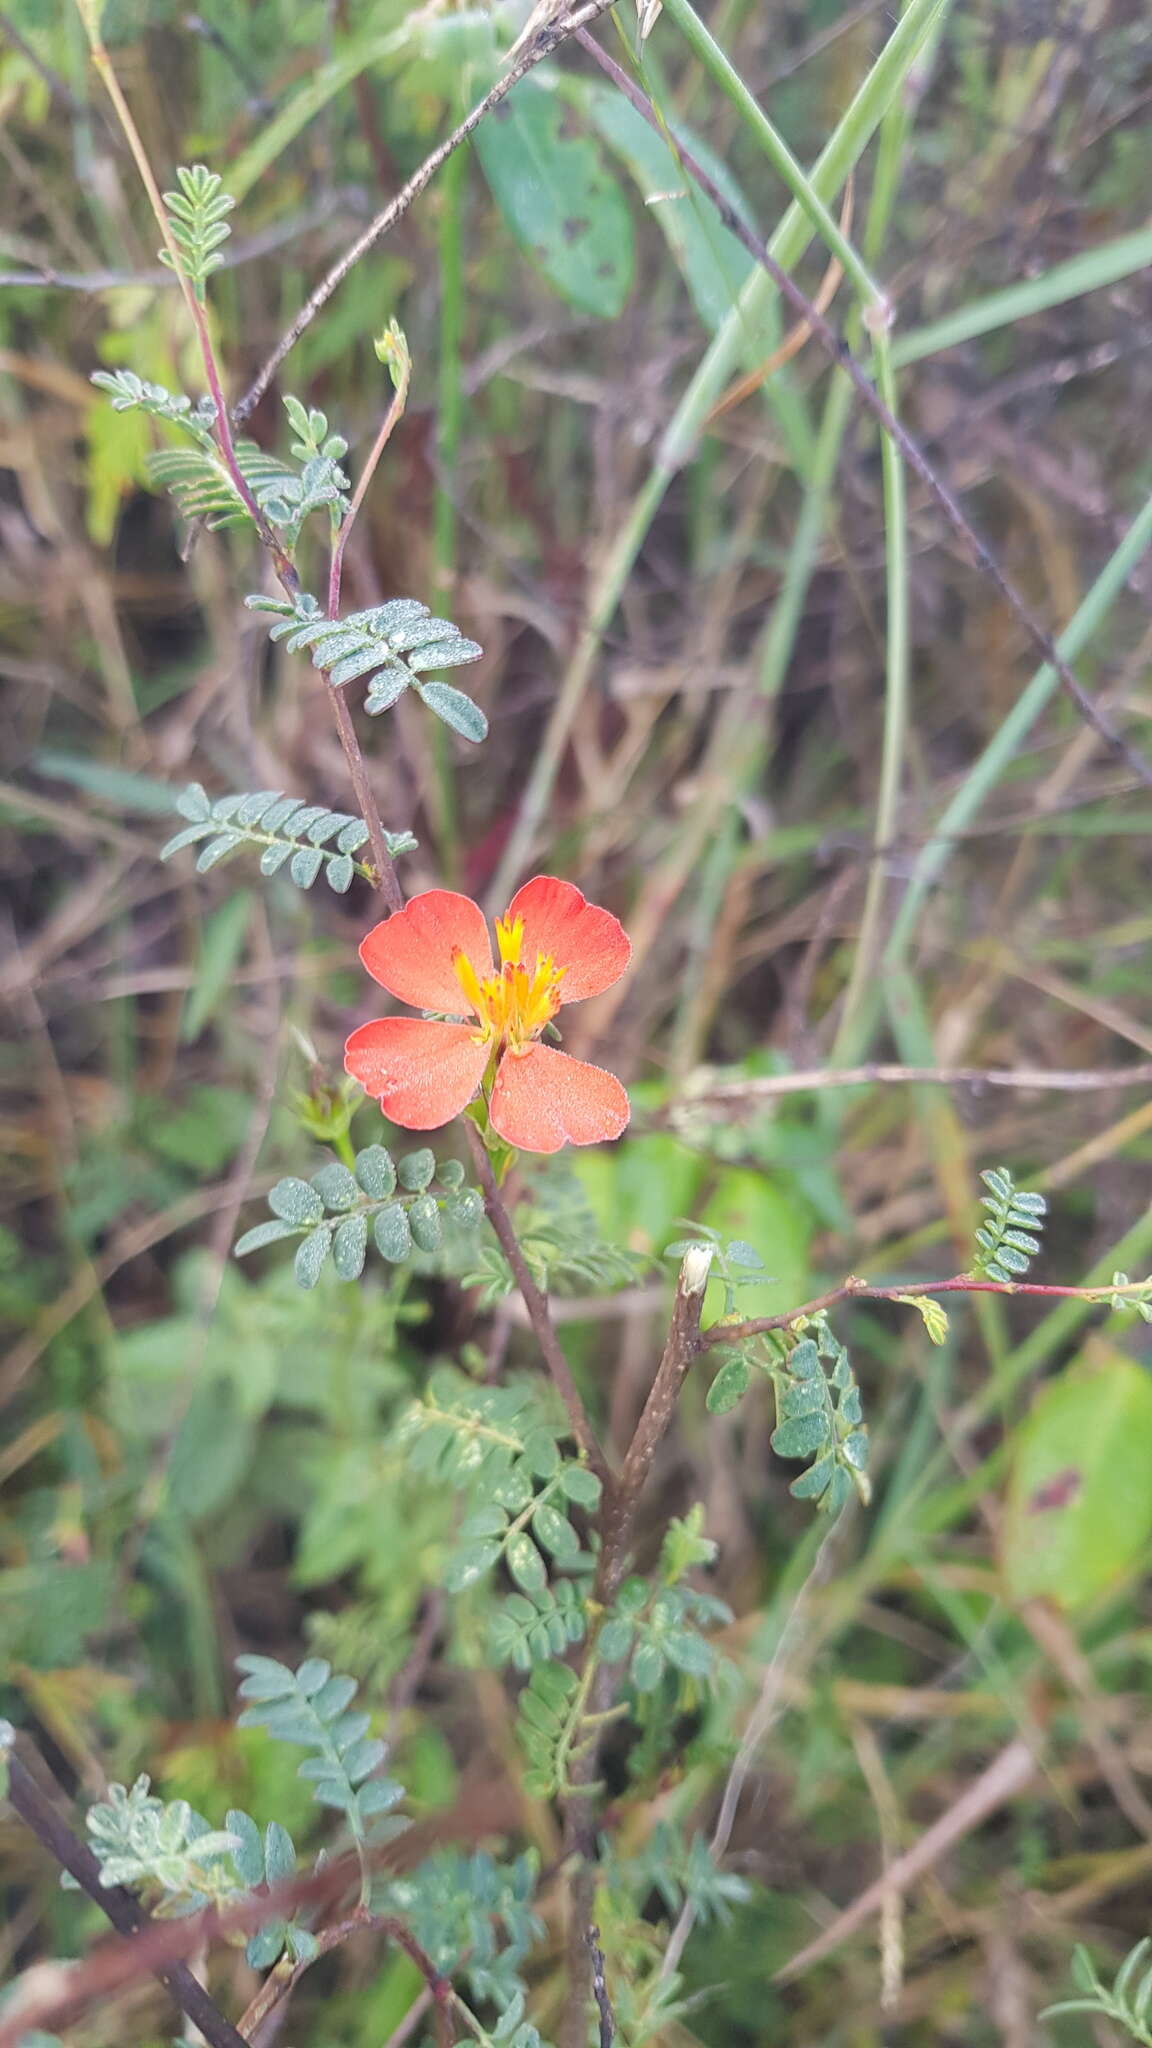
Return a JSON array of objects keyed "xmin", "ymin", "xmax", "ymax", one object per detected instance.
[{"xmin": 698, "ymin": 1272, "xmax": 1146, "ymax": 1353}]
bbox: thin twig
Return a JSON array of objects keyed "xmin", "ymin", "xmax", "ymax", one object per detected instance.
[
  {"xmin": 575, "ymin": 28, "xmax": 1152, "ymax": 789},
  {"xmin": 0, "ymin": 1734, "xmax": 249, "ymax": 2048},
  {"xmin": 697, "ymin": 1270, "xmax": 1152, "ymax": 1355},
  {"xmin": 668, "ymin": 1058, "xmax": 1152, "ymax": 1110},
  {"xmin": 774, "ymin": 1737, "xmax": 1039, "ymax": 1981},
  {"xmin": 0, "ymin": 195, "xmax": 379, "ymax": 292},
  {"xmin": 464, "ymin": 1124, "xmax": 612, "ymax": 1491},
  {"xmin": 234, "ymin": 0, "xmax": 620, "ymax": 425},
  {"xmin": 328, "ymin": 341, "xmax": 412, "ymax": 617},
  {"xmin": 0, "ymin": 1773, "xmax": 517, "ymax": 2048},
  {"xmin": 662, "ymin": 1517, "xmax": 845, "ymax": 1978},
  {"xmin": 76, "ymin": 4, "xmax": 403, "ymax": 908}
]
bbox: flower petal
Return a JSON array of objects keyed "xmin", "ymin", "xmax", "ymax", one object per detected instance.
[
  {"xmin": 506, "ymin": 876, "xmax": 631, "ymax": 1002},
  {"xmin": 345, "ymin": 1019, "xmax": 489, "ymax": 1129},
  {"xmin": 489, "ymin": 1042, "xmax": 630, "ymax": 1153},
  {"xmin": 359, "ymin": 891, "xmax": 493, "ymax": 1013}
]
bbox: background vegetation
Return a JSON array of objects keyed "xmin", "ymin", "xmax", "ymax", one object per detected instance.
[{"xmin": 3, "ymin": 0, "xmax": 1152, "ymax": 2042}]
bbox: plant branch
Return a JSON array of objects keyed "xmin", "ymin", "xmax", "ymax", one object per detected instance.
[
  {"xmin": 600, "ymin": 1245, "xmax": 714, "ymax": 1593},
  {"xmin": 76, "ymin": 1, "xmax": 404, "ymax": 908},
  {"xmin": 575, "ymin": 27, "xmax": 1152, "ymax": 789},
  {"xmin": 328, "ymin": 333, "xmax": 412, "ymax": 618},
  {"xmin": 697, "ymin": 1271, "xmax": 1152, "ymax": 1354},
  {"xmin": 464, "ymin": 1123, "xmax": 613, "ymax": 1491},
  {"xmin": 0, "ymin": 1731, "xmax": 249, "ymax": 2048},
  {"xmin": 0, "ymin": 1764, "xmax": 519, "ymax": 2048},
  {"xmin": 556, "ymin": 1247, "xmax": 712, "ymax": 2048},
  {"xmin": 236, "ymin": 1910, "xmax": 453, "ymax": 2044},
  {"xmin": 665, "ymin": 1057, "xmax": 1152, "ymax": 1110},
  {"xmin": 234, "ymin": 0, "xmax": 620, "ymax": 426}
]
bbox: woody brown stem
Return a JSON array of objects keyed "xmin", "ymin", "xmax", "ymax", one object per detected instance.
[
  {"xmin": 1, "ymin": 1733, "xmax": 248, "ymax": 2048},
  {"xmin": 557, "ymin": 1249, "xmax": 712, "ymax": 2047},
  {"xmin": 464, "ymin": 1124, "xmax": 612, "ymax": 1493}
]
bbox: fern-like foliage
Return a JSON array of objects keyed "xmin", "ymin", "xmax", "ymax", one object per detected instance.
[
  {"xmin": 1041, "ymin": 1939, "xmax": 1152, "ymax": 2045},
  {"xmin": 160, "ymin": 782, "xmax": 415, "ymax": 892},
  {"xmin": 1107, "ymin": 1271, "xmax": 1152, "ymax": 1323},
  {"xmin": 465, "ymin": 1184, "xmax": 645, "ymax": 1307},
  {"xmin": 375, "ymin": 1849, "xmax": 544, "ymax": 2023},
  {"xmin": 82, "ymin": 1776, "xmax": 242, "ymax": 1905},
  {"xmin": 703, "ymin": 1318, "xmax": 869, "ymax": 1512},
  {"xmin": 160, "ymin": 162, "xmax": 235, "ymax": 298},
  {"xmin": 246, "ymin": 592, "xmax": 487, "ymax": 741},
  {"xmin": 600, "ymin": 1575, "xmax": 728, "ymax": 1692},
  {"xmin": 515, "ymin": 1661, "xmax": 590, "ymax": 1799},
  {"xmin": 90, "ymin": 368, "xmax": 216, "ymax": 434},
  {"xmin": 235, "ymin": 1147, "xmax": 483, "ymax": 1288},
  {"xmin": 487, "ymin": 1582, "xmax": 589, "ymax": 1672},
  {"xmin": 272, "ymin": 395, "xmax": 351, "ymax": 534},
  {"xmin": 401, "ymin": 1366, "xmax": 599, "ymax": 1607},
  {"xmin": 146, "ymin": 440, "xmax": 300, "ymax": 531},
  {"xmin": 90, "ymin": 375, "xmax": 350, "ymax": 545},
  {"xmin": 974, "ymin": 1166, "xmax": 1046, "ymax": 1282},
  {"xmin": 768, "ymin": 1321, "xmax": 870, "ymax": 1512},
  {"xmin": 235, "ymin": 1654, "xmax": 404, "ymax": 1841},
  {"xmin": 74, "ymin": 1776, "xmax": 316, "ymax": 1969},
  {"xmin": 605, "ymin": 1821, "xmax": 751, "ymax": 1928}
]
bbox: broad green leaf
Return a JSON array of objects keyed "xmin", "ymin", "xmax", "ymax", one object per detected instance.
[
  {"xmin": 1002, "ymin": 1348, "xmax": 1152, "ymax": 1609},
  {"xmin": 568, "ymin": 1133, "xmax": 704, "ymax": 1259},
  {"xmin": 311, "ymin": 1163, "xmax": 360, "ymax": 1211},
  {"xmin": 700, "ymin": 1169, "xmax": 812, "ymax": 1316},
  {"xmin": 532, "ymin": 1502, "xmax": 580, "ymax": 1559},
  {"xmin": 664, "ymin": 1628, "xmax": 715, "ymax": 1678},
  {"xmin": 168, "ymin": 1378, "xmax": 253, "ymax": 1519},
  {"xmin": 770, "ymin": 1410, "xmax": 828, "ymax": 1461},
  {"xmin": 263, "ymin": 1821, "xmax": 296, "ymax": 1883},
  {"xmin": 474, "ymin": 77, "xmax": 634, "ymax": 317},
  {"xmin": 586, "ymin": 85, "xmax": 754, "ymax": 332},
  {"xmin": 226, "ymin": 1809, "xmax": 264, "ymax": 1886},
  {"xmin": 631, "ymin": 1641, "xmax": 666, "ymax": 1691}
]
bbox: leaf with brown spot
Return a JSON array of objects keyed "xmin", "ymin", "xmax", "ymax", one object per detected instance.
[{"xmin": 474, "ymin": 77, "xmax": 633, "ymax": 316}]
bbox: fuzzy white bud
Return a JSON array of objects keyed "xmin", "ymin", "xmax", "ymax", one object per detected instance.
[{"xmin": 680, "ymin": 1244, "xmax": 714, "ymax": 1296}]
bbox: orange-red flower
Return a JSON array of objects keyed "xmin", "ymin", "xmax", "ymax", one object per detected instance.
[{"xmin": 344, "ymin": 876, "xmax": 631, "ymax": 1153}]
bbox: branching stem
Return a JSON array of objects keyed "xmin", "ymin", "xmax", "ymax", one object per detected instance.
[
  {"xmin": 698, "ymin": 1272, "xmax": 1152, "ymax": 1354},
  {"xmin": 75, "ymin": 1, "xmax": 403, "ymax": 910},
  {"xmin": 234, "ymin": 0, "xmax": 620, "ymax": 426},
  {"xmin": 0, "ymin": 1731, "xmax": 248, "ymax": 2048}
]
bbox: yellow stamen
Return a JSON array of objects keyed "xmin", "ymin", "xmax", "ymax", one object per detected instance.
[
  {"xmin": 452, "ymin": 938, "xmax": 566, "ymax": 1051},
  {"xmin": 495, "ymin": 913, "xmax": 524, "ymax": 967}
]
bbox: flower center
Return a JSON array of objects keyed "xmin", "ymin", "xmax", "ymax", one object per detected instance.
[{"xmin": 452, "ymin": 914, "xmax": 566, "ymax": 1052}]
